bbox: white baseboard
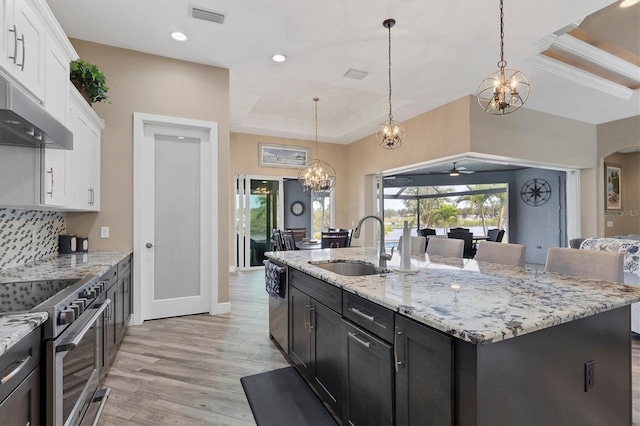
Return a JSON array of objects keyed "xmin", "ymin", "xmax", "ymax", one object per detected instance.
[{"xmin": 210, "ymin": 302, "xmax": 231, "ymax": 316}]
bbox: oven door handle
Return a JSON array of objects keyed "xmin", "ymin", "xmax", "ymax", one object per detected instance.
[{"xmin": 56, "ymin": 300, "xmax": 110, "ymax": 353}]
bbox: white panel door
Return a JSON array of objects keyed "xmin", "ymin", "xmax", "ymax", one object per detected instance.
[{"xmin": 139, "ymin": 121, "xmax": 217, "ymax": 321}]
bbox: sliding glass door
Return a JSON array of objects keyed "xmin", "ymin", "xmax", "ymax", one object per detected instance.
[{"xmin": 235, "ymin": 175, "xmax": 284, "ymax": 269}]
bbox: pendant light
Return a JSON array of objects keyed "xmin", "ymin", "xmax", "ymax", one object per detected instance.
[
  {"xmin": 376, "ymin": 18, "xmax": 404, "ymax": 150},
  {"xmin": 298, "ymin": 98, "xmax": 336, "ymax": 195},
  {"xmin": 477, "ymin": 0, "xmax": 530, "ymax": 115}
]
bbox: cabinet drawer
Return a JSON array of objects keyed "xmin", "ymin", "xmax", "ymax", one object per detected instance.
[
  {"xmin": 118, "ymin": 255, "xmax": 131, "ymax": 276},
  {"xmin": 343, "ymin": 291, "xmax": 394, "ymax": 343},
  {"xmin": 100, "ymin": 265, "xmax": 118, "ymax": 289},
  {"xmin": 290, "ymin": 269, "xmax": 342, "ymax": 314},
  {"xmin": 0, "ymin": 365, "xmax": 40, "ymax": 426},
  {"xmin": 0, "ymin": 328, "xmax": 41, "ymax": 403}
]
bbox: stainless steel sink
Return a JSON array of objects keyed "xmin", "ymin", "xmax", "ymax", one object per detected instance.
[{"xmin": 310, "ymin": 261, "xmax": 389, "ymax": 276}]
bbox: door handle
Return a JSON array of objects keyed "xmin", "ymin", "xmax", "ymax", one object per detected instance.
[
  {"xmin": 309, "ymin": 306, "xmax": 315, "ymax": 330},
  {"xmin": 46, "ymin": 167, "xmax": 54, "ymax": 196},
  {"xmin": 17, "ymin": 33, "xmax": 25, "ymax": 71},
  {"xmin": 304, "ymin": 303, "xmax": 311, "ymax": 330},
  {"xmin": 8, "ymin": 25, "xmax": 17, "ymax": 64},
  {"xmin": 146, "ymin": 243, "xmax": 153, "ymax": 248},
  {"xmin": 394, "ymin": 327, "xmax": 404, "ymax": 372}
]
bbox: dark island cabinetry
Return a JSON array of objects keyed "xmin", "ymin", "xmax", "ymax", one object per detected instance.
[
  {"xmin": 395, "ymin": 315, "xmax": 453, "ymax": 425},
  {"xmin": 278, "ymin": 261, "xmax": 632, "ymax": 426},
  {"xmin": 0, "ymin": 328, "xmax": 41, "ymax": 426},
  {"xmin": 341, "ymin": 319, "xmax": 393, "ymax": 425},
  {"xmin": 102, "ymin": 254, "xmax": 133, "ymax": 373},
  {"xmin": 289, "ymin": 270, "xmax": 343, "ymax": 418}
]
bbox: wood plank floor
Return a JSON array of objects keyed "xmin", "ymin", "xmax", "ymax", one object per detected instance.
[{"xmin": 99, "ymin": 270, "xmax": 640, "ymax": 425}]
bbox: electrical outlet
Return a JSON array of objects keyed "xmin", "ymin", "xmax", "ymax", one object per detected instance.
[
  {"xmin": 100, "ymin": 226, "xmax": 110, "ymax": 239},
  {"xmin": 607, "ymin": 221, "xmax": 613, "ymax": 228},
  {"xmin": 585, "ymin": 360, "xmax": 595, "ymax": 392}
]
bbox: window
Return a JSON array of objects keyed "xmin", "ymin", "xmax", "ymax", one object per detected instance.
[
  {"xmin": 383, "ymin": 184, "xmax": 508, "ymax": 245},
  {"xmin": 311, "ymin": 192, "xmax": 331, "ymax": 240}
]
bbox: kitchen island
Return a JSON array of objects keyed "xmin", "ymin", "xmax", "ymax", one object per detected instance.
[{"xmin": 266, "ymin": 247, "xmax": 640, "ymax": 425}]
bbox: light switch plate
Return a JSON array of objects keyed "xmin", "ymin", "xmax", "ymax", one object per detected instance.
[
  {"xmin": 607, "ymin": 221, "xmax": 613, "ymax": 228},
  {"xmin": 100, "ymin": 226, "xmax": 110, "ymax": 238}
]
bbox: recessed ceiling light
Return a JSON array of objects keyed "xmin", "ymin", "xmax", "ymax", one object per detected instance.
[
  {"xmin": 272, "ymin": 54, "xmax": 287, "ymax": 63},
  {"xmin": 177, "ymin": 136, "xmax": 185, "ymax": 139},
  {"xmin": 171, "ymin": 32, "xmax": 188, "ymax": 41},
  {"xmin": 620, "ymin": 0, "xmax": 639, "ymax": 7}
]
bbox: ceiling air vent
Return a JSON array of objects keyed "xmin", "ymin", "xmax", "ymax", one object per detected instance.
[
  {"xmin": 189, "ymin": 5, "xmax": 226, "ymax": 24},
  {"xmin": 342, "ymin": 68, "xmax": 368, "ymax": 80}
]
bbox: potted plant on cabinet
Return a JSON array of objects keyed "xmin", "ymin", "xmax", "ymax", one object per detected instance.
[{"xmin": 69, "ymin": 59, "xmax": 110, "ymax": 105}]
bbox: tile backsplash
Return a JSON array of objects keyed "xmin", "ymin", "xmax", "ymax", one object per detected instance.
[{"xmin": 0, "ymin": 209, "xmax": 65, "ymax": 270}]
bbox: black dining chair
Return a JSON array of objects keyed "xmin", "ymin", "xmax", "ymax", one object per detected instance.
[
  {"xmin": 487, "ymin": 229, "xmax": 505, "ymax": 243},
  {"xmin": 447, "ymin": 231, "xmax": 476, "ymax": 258},
  {"xmin": 329, "ymin": 228, "xmax": 353, "ymax": 247},
  {"xmin": 281, "ymin": 231, "xmax": 297, "ymax": 251},
  {"xmin": 287, "ymin": 227, "xmax": 307, "ymax": 242},
  {"xmin": 321, "ymin": 232, "xmax": 349, "ymax": 248},
  {"xmin": 271, "ymin": 229, "xmax": 284, "ymax": 251},
  {"xmin": 417, "ymin": 228, "xmax": 436, "ymax": 237},
  {"xmin": 449, "ymin": 227, "xmax": 470, "ymax": 232}
]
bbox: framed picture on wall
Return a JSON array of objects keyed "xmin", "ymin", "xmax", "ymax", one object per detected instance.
[
  {"xmin": 259, "ymin": 143, "xmax": 309, "ymax": 168},
  {"xmin": 605, "ymin": 163, "xmax": 622, "ymax": 210}
]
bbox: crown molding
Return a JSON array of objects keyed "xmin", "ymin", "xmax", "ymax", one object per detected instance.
[
  {"xmin": 552, "ymin": 34, "xmax": 640, "ymax": 82},
  {"xmin": 525, "ymin": 55, "xmax": 634, "ymax": 99}
]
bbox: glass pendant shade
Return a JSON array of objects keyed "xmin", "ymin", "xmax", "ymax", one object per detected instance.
[
  {"xmin": 298, "ymin": 98, "xmax": 336, "ymax": 195},
  {"xmin": 477, "ymin": 0, "xmax": 529, "ymax": 115}
]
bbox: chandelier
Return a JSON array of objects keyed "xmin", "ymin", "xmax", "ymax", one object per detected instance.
[
  {"xmin": 298, "ymin": 98, "xmax": 336, "ymax": 195},
  {"xmin": 477, "ymin": 0, "xmax": 530, "ymax": 115},
  {"xmin": 376, "ymin": 18, "xmax": 404, "ymax": 150}
]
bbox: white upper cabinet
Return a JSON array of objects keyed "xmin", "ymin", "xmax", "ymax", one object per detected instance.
[
  {"xmin": 44, "ymin": 30, "xmax": 69, "ymax": 124},
  {"xmin": 2, "ymin": 0, "xmax": 46, "ymax": 100},
  {"xmin": 41, "ymin": 147, "xmax": 72, "ymax": 207},
  {"xmin": 68, "ymin": 87, "xmax": 103, "ymax": 211}
]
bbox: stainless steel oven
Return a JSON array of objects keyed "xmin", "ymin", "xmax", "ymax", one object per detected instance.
[
  {"xmin": 46, "ymin": 296, "xmax": 109, "ymax": 425},
  {"xmin": 1, "ymin": 274, "xmax": 112, "ymax": 425}
]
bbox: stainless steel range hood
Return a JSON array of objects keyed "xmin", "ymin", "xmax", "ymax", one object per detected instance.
[{"xmin": 0, "ymin": 76, "xmax": 73, "ymax": 150}]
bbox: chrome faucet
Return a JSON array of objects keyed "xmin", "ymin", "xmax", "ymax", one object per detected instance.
[{"xmin": 353, "ymin": 215, "xmax": 393, "ymax": 268}]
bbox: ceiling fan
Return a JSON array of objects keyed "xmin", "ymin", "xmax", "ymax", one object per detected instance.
[{"xmin": 441, "ymin": 162, "xmax": 475, "ymax": 176}]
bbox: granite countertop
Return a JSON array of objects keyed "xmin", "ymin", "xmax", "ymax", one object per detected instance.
[
  {"xmin": 0, "ymin": 251, "xmax": 132, "ymax": 283},
  {"xmin": 266, "ymin": 247, "xmax": 640, "ymax": 345},
  {"xmin": 0, "ymin": 251, "xmax": 131, "ymax": 356},
  {"xmin": 0, "ymin": 313, "xmax": 48, "ymax": 355}
]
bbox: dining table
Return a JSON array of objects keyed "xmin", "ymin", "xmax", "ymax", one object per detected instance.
[
  {"xmin": 295, "ymin": 241, "xmax": 322, "ymax": 250},
  {"xmin": 471, "ymin": 235, "xmax": 489, "ymax": 242}
]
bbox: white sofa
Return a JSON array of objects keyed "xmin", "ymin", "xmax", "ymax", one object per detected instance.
[{"xmin": 578, "ymin": 237, "xmax": 640, "ymax": 332}]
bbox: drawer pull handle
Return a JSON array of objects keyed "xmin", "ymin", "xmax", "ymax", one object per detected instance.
[
  {"xmin": 0, "ymin": 355, "xmax": 31, "ymax": 385},
  {"xmin": 348, "ymin": 332, "xmax": 371, "ymax": 348},
  {"xmin": 349, "ymin": 307, "xmax": 375, "ymax": 322}
]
